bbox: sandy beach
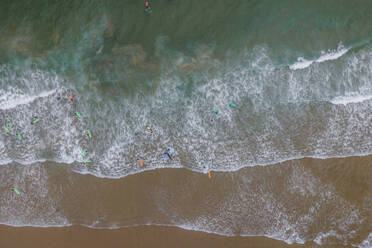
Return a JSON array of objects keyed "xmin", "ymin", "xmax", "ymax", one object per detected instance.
[{"xmin": 2, "ymin": 156, "xmax": 372, "ymax": 247}]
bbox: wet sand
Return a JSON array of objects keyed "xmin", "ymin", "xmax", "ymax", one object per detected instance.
[
  {"xmin": 0, "ymin": 224, "xmax": 314, "ymax": 248},
  {"xmin": 1, "ymin": 156, "xmax": 372, "ymax": 247}
]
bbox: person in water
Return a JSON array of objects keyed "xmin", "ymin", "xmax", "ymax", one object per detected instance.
[
  {"xmin": 145, "ymin": 1, "xmax": 151, "ymax": 12},
  {"xmin": 167, "ymin": 147, "xmax": 174, "ymax": 154},
  {"xmin": 163, "ymin": 152, "xmax": 172, "ymax": 160},
  {"xmin": 31, "ymin": 116, "xmax": 39, "ymax": 125}
]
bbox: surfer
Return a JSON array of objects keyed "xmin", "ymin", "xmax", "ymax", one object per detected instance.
[
  {"xmin": 211, "ymin": 108, "xmax": 218, "ymax": 123},
  {"xmin": 145, "ymin": 1, "xmax": 151, "ymax": 12},
  {"xmin": 163, "ymin": 152, "xmax": 172, "ymax": 160},
  {"xmin": 82, "ymin": 148, "xmax": 88, "ymax": 157},
  {"xmin": 146, "ymin": 126, "xmax": 153, "ymax": 133},
  {"xmin": 31, "ymin": 117, "xmax": 40, "ymax": 125},
  {"xmin": 75, "ymin": 112, "xmax": 82, "ymax": 118},
  {"xmin": 13, "ymin": 187, "xmax": 20, "ymax": 195}
]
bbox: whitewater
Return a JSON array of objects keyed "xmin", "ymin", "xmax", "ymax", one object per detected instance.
[{"xmin": 1, "ymin": 42, "xmax": 372, "ymax": 179}]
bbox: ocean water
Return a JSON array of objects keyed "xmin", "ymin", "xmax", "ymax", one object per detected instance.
[{"xmin": 1, "ymin": 0, "xmax": 372, "ymax": 246}]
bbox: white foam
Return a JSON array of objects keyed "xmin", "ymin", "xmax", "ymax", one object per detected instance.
[
  {"xmin": 289, "ymin": 57, "xmax": 314, "ymax": 70},
  {"xmin": 0, "ymin": 222, "xmax": 72, "ymax": 228},
  {"xmin": 330, "ymin": 94, "xmax": 372, "ymax": 105},
  {"xmin": 354, "ymin": 233, "xmax": 372, "ymax": 248},
  {"xmin": 1, "ymin": 42, "xmax": 372, "ymax": 182},
  {"xmin": 316, "ymin": 46, "xmax": 349, "ymax": 63},
  {"xmin": 0, "ymin": 149, "xmax": 371, "ymax": 180},
  {"xmin": 0, "ymin": 65, "xmax": 61, "ymax": 110},
  {"xmin": 96, "ymin": 45, "xmax": 103, "ymax": 54},
  {"xmin": 290, "ymin": 44, "xmax": 349, "ymax": 70},
  {"xmin": 2, "ymin": 39, "xmax": 372, "ymax": 248},
  {"xmin": 0, "ymin": 89, "xmax": 56, "ymax": 110},
  {"xmin": 314, "ymin": 230, "xmax": 344, "ymax": 245},
  {"xmin": 3, "ymin": 44, "xmax": 372, "ymax": 179}
]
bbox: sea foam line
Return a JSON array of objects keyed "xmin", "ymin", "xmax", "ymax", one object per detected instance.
[
  {"xmin": 0, "ymin": 222, "xmax": 307, "ymax": 245},
  {"xmin": 0, "ymin": 89, "xmax": 56, "ymax": 110},
  {"xmin": 2, "ymin": 151, "xmax": 372, "ymax": 180},
  {"xmin": 330, "ymin": 94, "xmax": 372, "ymax": 105},
  {"xmin": 290, "ymin": 44, "xmax": 349, "ymax": 70},
  {"xmin": 0, "ymin": 222, "xmax": 72, "ymax": 228}
]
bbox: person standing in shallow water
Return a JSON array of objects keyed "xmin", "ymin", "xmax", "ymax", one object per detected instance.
[{"xmin": 163, "ymin": 152, "xmax": 172, "ymax": 160}]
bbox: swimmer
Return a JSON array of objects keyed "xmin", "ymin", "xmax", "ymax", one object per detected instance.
[{"xmin": 145, "ymin": 1, "xmax": 151, "ymax": 12}]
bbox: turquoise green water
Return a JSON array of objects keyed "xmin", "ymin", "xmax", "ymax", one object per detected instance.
[
  {"xmin": 1, "ymin": 0, "xmax": 372, "ymax": 80},
  {"xmin": 1, "ymin": 0, "xmax": 372, "ymax": 180}
]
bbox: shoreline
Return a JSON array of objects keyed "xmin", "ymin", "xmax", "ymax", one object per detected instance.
[
  {"xmin": 0, "ymin": 224, "xmax": 315, "ymax": 248},
  {"xmin": 2, "ymin": 156, "xmax": 371, "ymax": 247}
]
